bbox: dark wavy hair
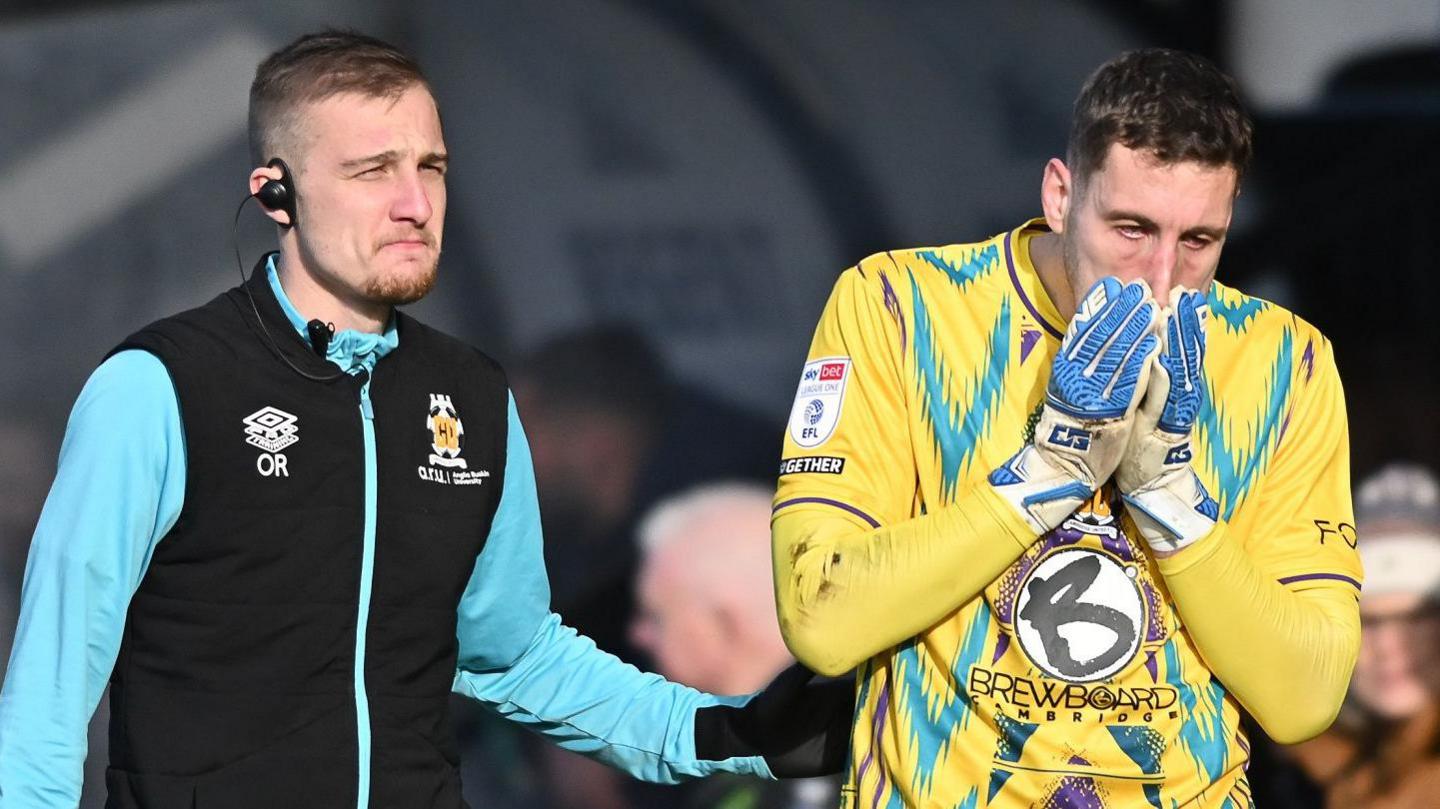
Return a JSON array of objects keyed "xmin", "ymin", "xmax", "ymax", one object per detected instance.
[{"xmin": 1067, "ymin": 48, "xmax": 1253, "ymax": 192}]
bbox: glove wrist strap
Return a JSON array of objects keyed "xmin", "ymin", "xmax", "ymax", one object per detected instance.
[
  {"xmin": 989, "ymin": 444, "xmax": 1093, "ymax": 535},
  {"xmin": 1121, "ymin": 471, "xmax": 1218, "ymax": 553}
]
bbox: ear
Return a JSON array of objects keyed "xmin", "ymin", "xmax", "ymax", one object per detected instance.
[
  {"xmin": 248, "ymin": 164, "xmax": 292, "ymax": 227},
  {"xmin": 1041, "ymin": 158, "xmax": 1074, "ymax": 235}
]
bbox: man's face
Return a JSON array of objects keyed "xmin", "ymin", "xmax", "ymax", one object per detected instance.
[
  {"xmin": 630, "ymin": 547, "xmax": 728, "ymax": 693},
  {"xmin": 1056, "ymin": 143, "xmax": 1236, "ymax": 306},
  {"xmin": 290, "ymin": 85, "xmax": 447, "ymax": 308},
  {"xmin": 1352, "ymin": 591, "xmax": 1440, "ymax": 720}
]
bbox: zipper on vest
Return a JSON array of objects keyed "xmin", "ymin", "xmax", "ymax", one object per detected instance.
[{"xmin": 354, "ymin": 370, "xmax": 377, "ymax": 809}]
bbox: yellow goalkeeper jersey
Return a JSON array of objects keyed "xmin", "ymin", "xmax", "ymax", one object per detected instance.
[{"xmin": 773, "ymin": 219, "xmax": 1361, "ymax": 808}]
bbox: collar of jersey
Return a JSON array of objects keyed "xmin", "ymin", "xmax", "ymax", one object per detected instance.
[
  {"xmin": 1010, "ymin": 218, "xmax": 1066, "ymax": 339},
  {"xmin": 266, "ymin": 254, "xmax": 399, "ymax": 376}
]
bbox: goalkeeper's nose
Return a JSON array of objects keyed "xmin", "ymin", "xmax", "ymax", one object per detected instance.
[{"xmin": 1141, "ymin": 250, "xmax": 1179, "ymax": 307}]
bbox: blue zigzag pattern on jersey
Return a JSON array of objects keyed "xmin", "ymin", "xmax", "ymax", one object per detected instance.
[
  {"xmin": 1207, "ymin": 285, "xmax": 1267, "ymax": 334},
  {"xmin": 1109, "ymin": 725, "xmax": 1166, "ymax": 809},
  {"xmin": 910, "ymin": 272, "xmax": 1010, "ymax": 500},
  {"xmin": 994, "ymin": 713, "xmax": 1039, "ymax": 764},
  {"xmin": 1197, "ymin": 328, "xmax": 1295, "ymax": 520},
  {"xmin": 956, "ymin": 786, "xmax": 979, "ymax": 809},
  {"xmin": 916, "ymin": 244, "xmax": 999, "ymax": 291},
  {"xmin": 987, "ymin": 769, "xmax": 1014, "ymax": 805},
  {"xmin": 894, "ymin": 600, "xmax": 992, "ymax": 798},
  {"xmin": 1164, "ymin": 638, "xmax": 1230, "ymax": 783}
]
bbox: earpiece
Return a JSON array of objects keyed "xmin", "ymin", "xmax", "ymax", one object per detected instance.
[
  {"xmin": 254, "ymin": 157, "xmax": 297, "ymax": 228},
  {"xmin": 233, "ymin": 159, "xmax": 342, "ymax": 382}
]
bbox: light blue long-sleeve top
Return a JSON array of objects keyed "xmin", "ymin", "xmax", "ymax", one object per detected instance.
[{"xmin": 0, "ymin": 260, "xmax": 769, "ymax": 808}]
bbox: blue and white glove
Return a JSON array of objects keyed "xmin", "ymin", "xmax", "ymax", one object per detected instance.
[
  {"xmin": 1116, "ymin": 287, "xmax": 1220, "ymax": 553},
  {"xmin": 990, "ymin": 277, "xmax": 1161, "ymax": 534}
]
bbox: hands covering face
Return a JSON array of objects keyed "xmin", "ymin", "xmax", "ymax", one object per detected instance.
[
  {"xmin": 990, "ymin": 278, "xmax": 1218, "ymax": 551},
  {"xmin": 1115, "ymin": 286, "xmax": 1219, "ymax": 553}
]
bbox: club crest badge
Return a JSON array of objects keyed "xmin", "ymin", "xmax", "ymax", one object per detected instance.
[
  {"xmin": 427, "ymin": 394, "xmax": 467, "ymax": 469},
  {"xmin": 418, "ymin": 394, "xmax": 489, "ymax": 487}
]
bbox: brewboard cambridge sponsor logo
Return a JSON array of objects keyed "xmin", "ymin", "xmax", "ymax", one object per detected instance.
[
  {"xmin": 787, "ymin": 357, "xmax": 850, "ymax": 448},
  {"xmin": 243, "ymin": 406, "xmax": 298, "ymax": 477},
  {"xmin": 418, "ymin": 394, "xmax": 489, "ymax": 486}
]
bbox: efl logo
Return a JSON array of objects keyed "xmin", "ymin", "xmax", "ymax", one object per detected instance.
[
  {"xmin": 1047, "ymin": 425, "xmax": 1092, "ymax": 451},
  {"xmin": 789, "ymin": 356, "xmax": 851, "ymax": 448}
]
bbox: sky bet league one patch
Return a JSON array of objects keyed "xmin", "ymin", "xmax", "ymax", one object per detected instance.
[{"xmin": 787, "ymin": 357, "xmax": 850, "ymax": 449}]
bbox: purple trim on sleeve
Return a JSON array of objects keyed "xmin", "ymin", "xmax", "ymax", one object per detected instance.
[
  {"xmin": 1004, "ymin": 230, "xmax": 1064, "ymax": 340},
  {"xmin": 1277, "ymin": 572, "xmax": 1362, "ymax": 590},
  {"xmin": 773, "ymin": 497, "xmax": 881, "ymax": 529}
]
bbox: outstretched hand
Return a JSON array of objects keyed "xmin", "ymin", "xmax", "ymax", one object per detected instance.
[{"xmin": 693, "ymin": 662, "xmax": 854, "ymax": 778}]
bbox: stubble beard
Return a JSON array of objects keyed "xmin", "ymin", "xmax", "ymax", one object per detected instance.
[
  {"xmin": 1060, "ymin": 213, "xmax": 1088, "ymax": 309},
  {"xmin": 364, "ymin": 251, "xmax": 440, "ymax": 306}
]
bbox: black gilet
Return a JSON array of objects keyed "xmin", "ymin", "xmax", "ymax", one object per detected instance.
[{"xmin": 103, "ymin": 260, "xmax": 508, "ymax": 809}]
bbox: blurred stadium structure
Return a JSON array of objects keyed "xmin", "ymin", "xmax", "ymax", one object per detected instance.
[{"xmin": 2, "ymin": 1, "xmax": 1438, "ymax": 806}]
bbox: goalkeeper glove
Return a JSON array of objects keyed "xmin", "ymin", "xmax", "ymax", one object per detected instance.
[
  {"xmin": 989, "ymin": 277, "xmax": 1161, "ymax": 534},
  {"xmin": 1116, "ymin": 286, "xmax": 1220, "ymax": 553}
]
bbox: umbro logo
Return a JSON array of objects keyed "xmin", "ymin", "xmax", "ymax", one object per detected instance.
[{"xmin": 243, "ymin": 406, "xmax": 297, "ymax": 477}]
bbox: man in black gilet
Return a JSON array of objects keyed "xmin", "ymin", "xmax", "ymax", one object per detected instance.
[{"xmin": 0, "ymin": 31, "xmax": 847, "ymax": 809}]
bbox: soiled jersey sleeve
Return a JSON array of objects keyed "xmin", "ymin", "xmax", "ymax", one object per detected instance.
[
  {"xmin": 450, "ymin": 393, "xmax": 771, "ymax": 783},
  {"xmin": 771, "ymin": 267, "xmax": 1036, "ymax": 676},
  {"xmin": 1157, "ymin": 337, "xmax": 1362, "ymax": 743}
]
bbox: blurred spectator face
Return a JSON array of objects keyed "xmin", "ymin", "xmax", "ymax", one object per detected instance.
[
  {"xmin": 1353, "ymin": 592, "xmax": 1440, "ymax": 719},
  {"xmin": 1350, "ymin": 464, "xmax": 1440, "ymax": 721},
  {"xmin": 1048, "ymin": 143, "xmax": 1235, "ymax": 307},
  {"xmin": 631, "ymin": 542, "xmax": 729, "ymax": 691},
  {"xmin": 630, "ymin": 484, "xmax": 790, "ymax": 695},
  {"xmin": 283, "ymin": 86, "xmax": 447, "ymax": 308}
]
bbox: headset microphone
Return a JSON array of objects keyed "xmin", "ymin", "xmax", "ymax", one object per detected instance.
[
  {"xmin": 232, "ymin": 157, "xmax": 346, "ymax": 382},
  {"xmin": 306, "ymin": 319, "xmax": 335, "ymax": 358}
]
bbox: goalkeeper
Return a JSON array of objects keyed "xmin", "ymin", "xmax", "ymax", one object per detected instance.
[{"xmin": 771, "ymin": 48, "xmax": 1361, "ymax": 808}]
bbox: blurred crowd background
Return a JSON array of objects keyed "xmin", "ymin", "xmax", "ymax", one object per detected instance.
[{"xmin": 2, "ymin": 1, "xmax": 1439, "ymax": 807}]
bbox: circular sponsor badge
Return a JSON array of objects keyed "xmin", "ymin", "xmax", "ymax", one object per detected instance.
[{"xmin": 1015, "ymin": 548, "xmax": 1144, "ymax": 683}]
